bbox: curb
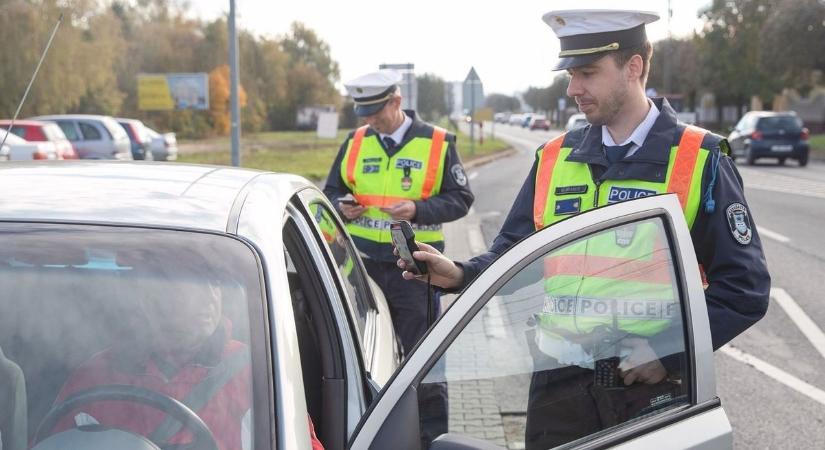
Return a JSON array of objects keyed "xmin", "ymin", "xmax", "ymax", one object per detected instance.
[{"xmin": 463, "ymin": 147, "xmax": 519, "ymax": 169}]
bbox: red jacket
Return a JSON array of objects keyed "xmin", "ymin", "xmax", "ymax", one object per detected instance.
[{"xmin": 54, "ymin": 324, "xmax": 251, "ymax": 450}]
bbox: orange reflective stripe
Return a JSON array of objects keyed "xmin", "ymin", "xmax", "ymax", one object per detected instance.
[
  {"xmin": 667, "ymin": 125, "xmax": 705, "ymax": 210},
  {"xmin": 346, "ymin": 126, "xmax": 369, "ymax": 187},
  {"xmin": 544, "ymin": 253, "xmax": 673, "ymax": 285},
  {"xmin": 421, "ymin": 127, "xmax": 447, "ymax": 199},
  {"xmin": 533, "ymin": 134, "xmax": 566, "ymax": 230},
  {"xmin": 354, "ymin": 194, "xmax": 411, "ymax": 208}
]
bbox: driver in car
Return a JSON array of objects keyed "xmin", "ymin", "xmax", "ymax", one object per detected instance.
[{"xmin": 50, "ymin": 276, "xmax": 253, "ymax": 450}]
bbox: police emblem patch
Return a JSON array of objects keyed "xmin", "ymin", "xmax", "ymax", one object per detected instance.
[
  {"xmin": 726, "ymin": 203, "xmax": 752, "ymax": 245},
  {"xmin": 451, "ymin": 164, "xmax": 468, "ymax": 186},
  {"xmin": 401, "ymin": 176, "xmax": 413, "ymax": 191}
]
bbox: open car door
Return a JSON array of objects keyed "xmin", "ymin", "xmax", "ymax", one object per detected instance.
[{"xmin": 348, "ymin": 194, "xmax": 732, "ymax": 450}]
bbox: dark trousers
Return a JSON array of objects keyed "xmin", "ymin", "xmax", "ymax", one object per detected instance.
[
  {"xmin": 525, "ymin": 364, "xmax": 681, "ymax": 450},
  {"xmin": 363, "ymin": 258, "xmax": 447, "ymax": 445}
]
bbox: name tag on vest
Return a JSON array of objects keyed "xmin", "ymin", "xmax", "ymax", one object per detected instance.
[
  {"xmin": 555, "ymin": 185, "xmax": 588, "ymax": 195},
  {"xmin": 554, "ymin": 197, "xmax": 581, "ymax": 215},
  {"xmin": 608, "ymin": 187, "xmax": 657, "ymax": 203},
  {"xmin": 363, "ymin": 164, "xmax": 380, "ymax": 174}
]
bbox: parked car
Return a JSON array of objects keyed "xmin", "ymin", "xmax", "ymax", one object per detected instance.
[
  {"xmin": 521, "ymin": 113, "xmax": 534, "ymax": 128},
  {"xmin": 508, "ymin": 114, "xmax": 524, "ymax": 126},
  {"xmin": 30, "ymin": 114, "xmax": 132, "ymax": 160},
  {"xmin": 116, "ymin": 118, "xmax": 153, "ymax": 160},
  {"xmin": 0, "ymin": 129, "xmax": 58, "ymax": 161},
  {"xmin": 565, "ymin": 112, "xmax": 589, "ymax": 131},
  {"xmin": 529, "ymin": 115, "xmax": 551, "ymax": 130},
  {"xmin": 0, "ymin": 162, "xmax": 732, "ymax": 450},
  {"xmin": 728, "ymin": 111, "xmax": 810, "ymax": 166},
  {"xmin": 144, "ymin": 125, "xmax": 178, "ymax": 161},
  {"xmin": 0, "ymin": 119, "xmax": 78, "ymax": 159}
]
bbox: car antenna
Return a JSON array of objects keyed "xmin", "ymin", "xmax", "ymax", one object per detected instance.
[{"xmin": 0, "ymin": 13, "xmax": 63, "ymax": 150}]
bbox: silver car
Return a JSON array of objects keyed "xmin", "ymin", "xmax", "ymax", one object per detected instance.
[
  {"xmin": 0, "ymin": 163, "xmax": 730, "ymax": 450},
  {"xmin": 30, "ymin": 114, "xmax": 132, "ymax": 160}
]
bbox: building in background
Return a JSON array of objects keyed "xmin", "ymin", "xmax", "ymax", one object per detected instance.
[{"xmin": 379, "ymin": 63, "xmax": 417, "ymax": 111}]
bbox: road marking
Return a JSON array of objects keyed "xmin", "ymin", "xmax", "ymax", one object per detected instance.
[
  {"xmin": 469, "ymin": 171, "xmax": 478, "ymax": 180},
  {"xmin": 757, "ymin": 226, "xmax": 790, "ymax": 243},
  {"xmin": 771, "ymin": 288, "xmax": 825, "ymax": 361},
  {"xmin": 738, "ymin": 167, "xmax": 825, "ymax": 200},
  {"xmin": 721, "ymin": 345, "xmax": 825, "ymax": 406}
]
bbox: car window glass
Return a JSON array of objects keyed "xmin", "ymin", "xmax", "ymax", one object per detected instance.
[
  {"xmin": 78, "ymin": 122, "xmax": 102, "ymax": 140},
  {"xmin": 0, "ymin": 224, "xmax": 267, "ymax": 450},
  {"xmin": 415, "ymin": 217, "xmax": 689, "ymax": 449},
  {"xmin": 757, "ymin": 116, "xmax": 803, "ymax": 131},
  {"xmin": 309, "ymin": 202, "xmax": 372, "ymax": 345},
  {"xmin": 55, "ymin": 121, "xmax": 80, "ymax": 141}
]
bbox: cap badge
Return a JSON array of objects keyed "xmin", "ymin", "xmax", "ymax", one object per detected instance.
[
  {"xmin": 356, "ymin": 87, "xmax": 363, "ymax": 94},
  {"xmin": 555, "ymin": 16, "xmax": 565, "ymax": 26}
]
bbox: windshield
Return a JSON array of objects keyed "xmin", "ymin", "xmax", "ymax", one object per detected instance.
[
  {"xmin": 0, "ymin": 223, "xmax": 265, "ymax": 450},
  {"xmin": 757, "ymin": 115, "xmax": 803, "ymax": 131}
]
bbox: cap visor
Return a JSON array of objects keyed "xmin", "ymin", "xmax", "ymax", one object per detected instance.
[
  {"xmin": 552, "ymin": 53, "xmax": 609, "ymax": 71},
  {"xmin": 354, "ymin": 101, "xmax": 388, "ymax": 117}
]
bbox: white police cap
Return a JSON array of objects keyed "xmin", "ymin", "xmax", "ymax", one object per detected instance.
[
  {"xmin": 344, "ymin": 69, "xmax": 402, "ymax": 117},
  {"xmin": 542, "ymin": 9, "xmax": 660, "ymax": 70}
]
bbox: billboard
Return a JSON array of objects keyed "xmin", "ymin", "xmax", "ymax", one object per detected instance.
[{"xmin": 138, "ymin": 73, "xmax": 209, "ymax": 111}]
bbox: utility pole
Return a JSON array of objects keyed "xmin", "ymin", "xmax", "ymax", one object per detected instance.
[
  {"xmin": 663, "ymin": 0, "xmax": 673, "ymax": 95},
  {"xmin": 229, "ymin": 0, "xmax": 241, "ymax": 167}
]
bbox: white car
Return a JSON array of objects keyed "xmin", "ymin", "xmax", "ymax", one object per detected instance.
[
  {"xmin": 565, "ymin": 112, "xmax": 589, "ymax": 131},
  {"xmin": 0, "ymin": 162, "xmax": 731, "ymax": 450},
  {"xmin": 0, "ymin": 129, "xmax": 58, "ymax": 161},
  {"xmin": 31, "ymin": 114, "xmax": 132, "ymax": 160},
  {"xmin": 144, "ymin": 126, "xmax": 178, "ymax": 161}
]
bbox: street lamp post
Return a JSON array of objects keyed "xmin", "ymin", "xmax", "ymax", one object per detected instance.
[{"xmin": 229, "ymin": 0, "xmax": 241, "ymax": 167}]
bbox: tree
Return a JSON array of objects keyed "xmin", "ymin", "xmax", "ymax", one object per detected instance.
[
  {"xmin": 760, "ymin": 0, "xmax": 825, "ymax": 90},
  {"xmin": 648, "ymin": 38, "xmax": 701, "ymax": 110},
  {"xmin": 209, "ymin": 64, "xmax": 247, "ymax": 135},
  {"xmin": 416, "ymin": 73, "xmax": 449, "ymax": 122},
  {"xmin": 485, "ymin": 93, "xmax": 520, "ymax": 112}
]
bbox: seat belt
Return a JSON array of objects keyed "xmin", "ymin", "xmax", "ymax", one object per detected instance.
[{"xmin": 149, "ymin": 348, "xmax": 250, "ymax": 444}]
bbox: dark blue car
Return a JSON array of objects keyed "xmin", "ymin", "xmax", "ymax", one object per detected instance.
[{"xmin": 728, "ymin": 111, "xmax": 810, "ymax": 166}]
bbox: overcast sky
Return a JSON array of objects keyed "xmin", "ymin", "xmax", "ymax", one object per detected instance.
[{"xmin": 189, "ymin": 0, "xmax": 711, "ymax": 95}]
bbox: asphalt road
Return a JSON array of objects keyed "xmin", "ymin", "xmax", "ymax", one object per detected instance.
[{"xmin": 463, "ymin": 122, "xmax": 825, "ymax": 449}]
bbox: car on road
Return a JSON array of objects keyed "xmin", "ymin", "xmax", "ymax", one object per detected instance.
[
  {"xmin": 0, "ymin": 129, "xmax": 58, "ymax": 161},
  {"xmin": 116, "ymin": 118, "xmax": 154, "ymax": 160},
  {"xmin": 30, "ymin": 114, "xmax": 132, "ymax": 160},
  {"xmin": 144, "ymin": 125, "xmax": 178, "ymax": 161},
  {"xmin": 727, "ymin": 111, "xmax": 810, "ymax": 166},
  {"xmin": 0, "ymin": 163, "xmax": 732, "ymax": 450},
  {"xmin": 529, "ymin": 115, "xmax": 551, "ymax": 130},
  {"xmin": 0, "ymin": 119, "xmax": 78, "ymax": 160},
  {"xmin": 565, "ymin": 112, "xmax": 589, "ymax": 131}
]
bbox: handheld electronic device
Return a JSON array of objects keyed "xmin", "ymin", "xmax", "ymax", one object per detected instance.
[
  {"xmin": 339, "ymin": 194, "xmax": 360, "ymax": 206},
  {"xmin": 390, "ymin": 220, "xmax": 427, "ymax": 275}
]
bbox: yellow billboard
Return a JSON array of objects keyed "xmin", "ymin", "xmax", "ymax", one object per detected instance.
[{"xmin": 137, "ymin": 73, "xmax": 209, "ymax": 111}]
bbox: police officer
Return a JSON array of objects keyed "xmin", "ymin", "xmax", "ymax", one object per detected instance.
[
  {"xmin": 400, "ymin": 9, "xmax": 770, "ymax": 448},
  {"xmin": 324, "ymin": 69, "xmax": 474, "ymax": 354}
]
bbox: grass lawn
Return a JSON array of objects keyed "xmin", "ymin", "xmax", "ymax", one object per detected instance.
[
  {"xmin": 178, "ymin": 127, "xmax": 511, "ymax": 180},
  {"xmin": 810, "ymin": 134, "xmax": 825, "ymax": 157}
]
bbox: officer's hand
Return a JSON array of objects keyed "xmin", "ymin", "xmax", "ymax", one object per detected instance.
[
  {"xmin": 396, "ymin": 242, "xmax": 464, "ymax": 289},
  {"xmin": 339, "ymin": 202, "xmax": 366, "ymax": 220},
  {"xmin": 380, "ymin": 200, "xmax": 416, "ymax": 220},
  {"xmin": 618, "ymin": 337, "xmax": 667, "ymax": 385}
]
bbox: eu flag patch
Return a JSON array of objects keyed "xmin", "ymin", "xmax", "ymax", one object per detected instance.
[{"xmin": 554, "ymin": 197, "xmax": 581, "ymax": 215}]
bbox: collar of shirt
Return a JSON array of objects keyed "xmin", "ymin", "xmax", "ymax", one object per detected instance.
[
  {"xmin": 601, "ymin": 99, "xmax": 660, "ymax": 157},
  {"xmin": 379, "ymin": 114, "xmax": 413, "ymax": 145}
]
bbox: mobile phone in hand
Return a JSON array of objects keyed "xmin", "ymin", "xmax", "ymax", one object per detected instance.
[
  {"xmin": 339, "ymin": 194, "xmax": 360, "ymax": 206},
  {"xmin": 391, "ymin": 220, "xmax": 427, "ymax": 275}
]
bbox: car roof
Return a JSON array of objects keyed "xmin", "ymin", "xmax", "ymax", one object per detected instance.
[
  {"xmin": 0, "ymin": 162, "xmax": 311, "ymax": 232},
  {"xmin": 745, "ymin": 111, "xmax": 798, "ymax": 118},
  {"xmin": 31, "ymin": 114, "xmax": 115, "ymax": 121},
  {"xmin": 0, "ymin": 119, "xmax": 49, "ymax": 127}
]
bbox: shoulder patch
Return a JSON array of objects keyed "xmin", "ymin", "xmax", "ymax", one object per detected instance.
[
  {"xmin": 451, "ymin": 164, "xmax": 468, "ymax": 186},
  {"xmin": 726, "ymin": 202, "xmax": 752, "ymax": 245}
]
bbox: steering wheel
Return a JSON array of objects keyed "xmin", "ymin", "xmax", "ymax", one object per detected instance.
[{"xmin": 33, "ymin": 384, "xmax": 219, "ymax": 450}]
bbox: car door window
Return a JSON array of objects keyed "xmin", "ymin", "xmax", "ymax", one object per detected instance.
[
  {"xmin": 308, "ymin": 201, "xmax": 373, "ymax": 344},
  {"xmin": 56, "ymin": 121, "xmax": 80, "ymax": 141},
  {"xmin": 78, "ymin": 121, "xmax": 102, "ymax": 140},
  {"xmin": 413, "ymin": 216, "xmax": 689, "ymax": 449}
]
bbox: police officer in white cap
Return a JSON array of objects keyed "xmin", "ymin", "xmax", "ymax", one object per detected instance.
[
  {"xmin": 325, "ymin": 69, "xmax": 473, "ymax": 352},
  {"xmin": 398, "ymin": 9, "xmax": 769, "ymax": 448}
]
